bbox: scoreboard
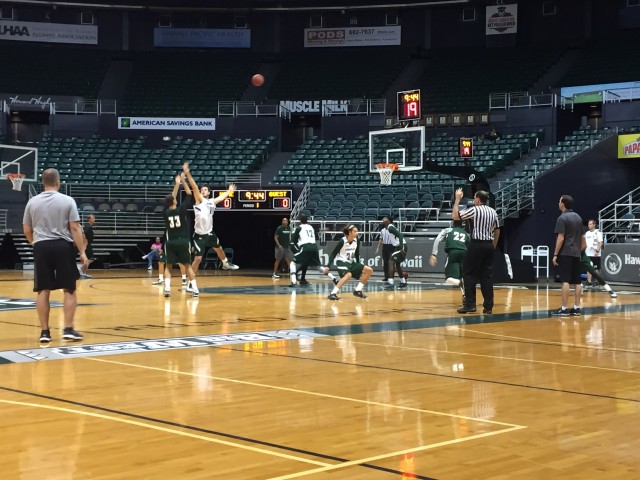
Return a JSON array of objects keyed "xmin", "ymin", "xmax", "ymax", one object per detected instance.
[
  {"xmin": 397, "ymin": 89, "xmax": 421, "ymax": 121},
  {"xmin": 213, "ymin": 189, "xmax": 293, "ymax": 211}
]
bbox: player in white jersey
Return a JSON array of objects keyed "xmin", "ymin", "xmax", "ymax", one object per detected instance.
[
  {"xmin": 323, "ymin": 225, "xmax": 373, "ymax": 300},
  {"xmin": 182, "ymin": 163, "xmax": 238, "ymax": 289},
  {"xmin": 289, "ymin": 214, "xmax": 330, "ymax": 287}
]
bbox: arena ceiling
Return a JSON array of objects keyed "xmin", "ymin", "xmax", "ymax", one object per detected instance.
[{"xmin": 3, "ymin": 0, "xmax": 472, "ymax": 12}]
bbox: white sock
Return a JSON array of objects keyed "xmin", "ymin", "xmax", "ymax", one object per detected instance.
[
  {"xmin": 331, "ymin": 287, "xmax": 339, "ymax": 295},
  {"xmin": 182, "ymin": 274, "xmax": 187, "ymax": 281},
  {"xmin": 223, "ymin": 258, "xmax": 229, "ymax": 265},
  {"xmin": 164, "ymin": 278, "xmax": 171, "ymax": 291},
  {"xmin": 356, "ymin": 282, "xmax": 364, "ymax": 292},
  {"xmin": 290, "ymin": 261, "xmax": 297, "ymax": 284},
  {"xmin": 327, "ymin": 272, "xmax": 336, "ymax": 281},
  {"xmin": 158, "ymin": 274, "xmax": 164, "ymax": 281},
  {"xmin": 190, "ymin": 279, "xmax": 198, "ymax": 291},
  {"xmin": 573, "ymin": 305, "xmax": 580, "ymax": 309},
  {"xmin": 401, "ymin": 278, "xmax": 407, "ymax": 284},
  {"xmin": 387, "ymin": 279, "xmax": 394, "ymax": 285},
  {"xmin": 603, "ymin": 284, "xmax": 612, "ymax": 292}
]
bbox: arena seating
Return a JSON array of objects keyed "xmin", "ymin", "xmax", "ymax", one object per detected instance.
[
  {"xmin": 0, "ymin": 45, "xmax": 110, "ymax": 98},
  {"xmin": 37, "ymin": 134, "xmax": 275, "ymax": 186},
  {"xmin": 417, "ymin": 47, "xmax": 564, "ymax": 113},
  {"xmin": 515, "ymin": 126, "xmax": 611, "ymax": 179},
  {"xmin": 560, "ymin": 40, "xmax": 640, "ymax": 87},
  {"xmin": 268, "ymin": 48, "xmax": 411, "ymax": 100},
  {"xmin": 119, "ymin": 50, "xmax": 260, "ymax": 117}
]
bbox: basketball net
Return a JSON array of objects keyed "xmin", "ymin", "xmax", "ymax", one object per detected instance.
[
  {"xmin": 7, "ymin": 173, "xmax": 26, "ymax": 191},
  {"xmin": 375, "ymin": 163, "xmax": 398, "ymax": 185}
]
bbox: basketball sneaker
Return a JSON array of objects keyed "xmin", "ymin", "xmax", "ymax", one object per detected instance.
[
  {"xmin": 299, "ymin": 279, "xmax": 311, "ymax": 286},
  {"xmin": 272, "ymin": 273, "xmax": 280, "ymax": 279},
  {"xmin": 222, "ymin": 262, "xmax": 239, "ymax": 270},
  {"xmin": 288, "ymin": 283, "xmax": 297, "ymax": 288},
  {"xmin": 152, "ymin": 279, "xmax": 163, "ymax": 285},
  {"xmin": 609, "ymin": 291, "xmax": 618, "ymax": 298},
  {"xmin": 383, "ymin": 284, "xmax": 395, "ymax": 291},
  {"xmin": 397, "ymin": 283, "xmax": 408, "ymax": 289},
  {"xmin": 327, "ymin": 293, "xmax": 341, "ymax": 301},
  {"xmin": 569, "ymin": 307, "xmax": 581, "ymax": 316},
  {"xmin": 186, "ymin": 282, "xmax": 194, "ymax": 292},
  {"xmin": 551, "ymin": 307, "xmax": 570, "ymax": 317},
  {"xmin": 353, "ymin": 290, "xmax": 367, "ymax": 299},
  {"xmin": 39, "ymin": 329, "xmax": 51, "ymax": 344},
  {"xmin": 181, "ymin": 278, "xmax": 187, "ymax": 286},
  {"xmin": 62, "ymin": 327, "xmax": 83, "ymax": 341},
  {"xmin": 164, "ymin": 290, "xmax": 171, "ymax": 297},
  {"xmin": 80, "ymin": 273, "xmax": 92, "ymax": 279},
  {"xmin": 192, "ymin": 290, "xmax": 199, "ymax": 298}
]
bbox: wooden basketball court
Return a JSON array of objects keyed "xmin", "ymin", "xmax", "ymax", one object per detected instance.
[{"xmin": 0, "ymin": 269, "xmax": 638, "ymax": 479}]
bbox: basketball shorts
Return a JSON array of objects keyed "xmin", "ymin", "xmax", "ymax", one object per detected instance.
[
  {"xmin": 390, "ymin": 246, "xmax": 407, "ymax": 263},
  {"xmin": 33, "ymin": 239, "xmax": 79, "ymax": 293},
  {"xmin": 192, "ymin": 232, "xmax": 220, "ymax": 256},
  {"xmin": 85, "ymin": 244, "xmax": 95, "ymax": 261},
  {"xmin": 275, "ymin": 246, "xmax": 294, "ymax": 261},
  {"xmin": 164, "ymin": 239, "xmax": 192, "ymax": 265},
  {"xmin": 336, "ymin": 260, "xmax": 365, "ymax": 280},
  {"xmin": 556, "ymin": 255, "xmax": 581, "ymax": 285},
  {"xmin": 293, "ymin": 243, "xmax": 321, "ymax": 268}
]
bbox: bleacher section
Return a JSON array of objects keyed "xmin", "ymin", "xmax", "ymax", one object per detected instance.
[
  {"xmin": 0, "ymin": 45, "xmax": 110, "ymax": 98},
  {"xmin": 560, "ymin": 41, "xmax": 640, "ymax": 87},
  {"xmin": 417, "ymin": 47, "xmax": 564, "ymax": 113},
  {"xmin": 119, "ymin": 51, "xmax": 260, "ymax": 117},
  {"xmin": 268, "ymin": 48, "xmax": 411, "ymax": 100},
  {"xmin": 37, "ymin": 134, "xmax": 275, "ymax": 185},
  {"xmin": 514, "ymin": 126, "xmax": 612, "ymax": 179}
]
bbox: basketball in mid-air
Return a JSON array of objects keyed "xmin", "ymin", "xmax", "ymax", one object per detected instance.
[{"xmin": 251, "ymin": 74, "xmax": 265, "ymax": 87}]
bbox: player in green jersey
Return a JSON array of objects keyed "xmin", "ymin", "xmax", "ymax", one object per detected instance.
[
  {"xmin": 430, "ymin": 220, "xmax": 470, "ymax": 287},
  {"xmin": 375, "ymin": 217, "xmax": 408, "ymax": 290},
  {"xmin": 162, "ymin": 174, "xmax": 198, "ymax": 298}
]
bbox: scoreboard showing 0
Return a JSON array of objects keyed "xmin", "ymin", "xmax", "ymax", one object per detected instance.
[
  {"xmin": 397, "ymin": 89, "xmax": 421, "ymax": 121},
  {"xmin": 214, "ymin": 189, "xmax": 293, "ymax": 211}
]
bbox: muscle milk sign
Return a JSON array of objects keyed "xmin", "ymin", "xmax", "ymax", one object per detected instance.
[{"xmin": 279, "ymin": 99, "xmax": 350, "ymax": 115}]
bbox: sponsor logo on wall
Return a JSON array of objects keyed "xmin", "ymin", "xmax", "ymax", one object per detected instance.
[
  {"xmin": 0, "ymin": 20, "xmax": 98, "ymax": 45},
  {"xmin": 1, "ymin": 94, "xmax": 84, "ymax": 111},
  {"xmin": 279, "ymin": 99, "xmax": 350, "ymax": 114},
  {"xmin": 304, "ymin": 26, "xmax": 401, "ymax": 48},
  {"xmin": 617, "ymin": 133, "xmax": 640, "ymax": 158},
  {"xmin": 154, "ymin": 28, "xmax": 251, "ymax": 48},
  {"xmin": 486, "ymin": 4, "xmax": 518, "ymax": 35},
  {"xmin": 118, "ymin": 117, "xmax": 216, "ymax": 131}
]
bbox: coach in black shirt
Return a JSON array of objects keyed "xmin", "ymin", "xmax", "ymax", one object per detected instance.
[{"xmin": 453, "ymin": 188, "xmax": 500, "ymax": 314}]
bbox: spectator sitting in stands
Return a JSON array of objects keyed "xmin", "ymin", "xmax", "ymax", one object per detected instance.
[
  {"xmin": 142, "ymin": 237, "xmax": 162, "ymax": 270},
  {"xmin": 487, "ymin": 127, "xmax": 501, "ymax": 142}
]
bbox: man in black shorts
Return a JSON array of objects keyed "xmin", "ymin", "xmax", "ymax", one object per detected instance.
[
  {"xmin": 23, "ymin": 168, "xmax": 87, "ymax": 343},
  {"xmin": 552, "ymin": 194, "xmax": 583, "ymax": 316}
]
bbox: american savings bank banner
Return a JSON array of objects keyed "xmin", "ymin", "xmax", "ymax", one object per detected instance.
[
  {"xmin": 0, "ymin": 20, "xmax": 97, "ymax": 45},
  {"xmin": 618, "ymin": 133, "xmax": 640, "ymax": 159},
  {"xmin": 304, "ymin": 26, "xmax": 401, "ymax": 48}
]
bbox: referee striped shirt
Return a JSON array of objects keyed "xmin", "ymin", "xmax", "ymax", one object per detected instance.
[
  {"xmin": 459, "ymin": 204, "xmax": 499, "ymax": 241},
  {"xmin": 379, "ymin": 226, "xmax": 401, "ymax": 247}
]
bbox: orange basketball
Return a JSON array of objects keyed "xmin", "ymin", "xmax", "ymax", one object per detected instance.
[{"xmin": 251, "ymin": 74, "xmax": 265, "ymax": 87}]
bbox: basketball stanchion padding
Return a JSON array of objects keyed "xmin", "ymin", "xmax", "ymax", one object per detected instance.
[
  {"xmin": 375, "ymin": 163, "xmax": 399, "ymax": 185},
  {"xmin": 7, "ymin": 173, "xmax": 26, "ymax": 191}
]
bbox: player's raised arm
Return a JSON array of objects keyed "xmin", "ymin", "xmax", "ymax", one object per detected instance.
[
  {"xmin": 213, "ymin": 183, "xmax": 236, "ymax": 206},
  {"xmin": 182, "ymin": 162, "xmax": 200, "ymax": 203},
  {"xmin": 172, "ymin": 174, "xmax": 182, "ymax": 201}
]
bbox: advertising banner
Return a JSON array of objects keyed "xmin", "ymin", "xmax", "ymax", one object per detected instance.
[
  {"xmin": 601, "ymin": 244, "xmax": 640, "ymax": 284},
  {"xmin": 154, "ymin": 28, "xmax": 251, "ymax": 48},
  {"xmin": 118, "ymin": 117, "xmax": 216, "ymax": 131},
  {"xmin": 279, "ymin": 99, "xmax": 350, "ymax": 115},
  {"xmin": 304, "ymin": 26, "xmax": 401, "ymax": 48},
  {"xmin": 486, "ymin": 4, "xmax": 518, "ymax": 35},
  {"xmin": 617, "ymin": 133, "xmax": 640, "ymax": 159},
  {"xmin": 1, "ymin": 93, "xmax": 83, "ymax": 111},
  {"xmin": 0, "ymin": 20, "xmax": 98, "ymax": 44}
]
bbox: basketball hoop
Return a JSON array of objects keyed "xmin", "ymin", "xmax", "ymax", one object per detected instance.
[
  {"xmin": 7, "ymin": 173, "xmax": 26, "ymax": 191},
  {"xmin": 375, "ymin": 163, "xmax": 399, "ymax": 185}
]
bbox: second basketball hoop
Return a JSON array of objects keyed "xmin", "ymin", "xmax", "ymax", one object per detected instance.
[{"xmin": 375, "ymin": 163, "xmax": 398, "ymax": 185}]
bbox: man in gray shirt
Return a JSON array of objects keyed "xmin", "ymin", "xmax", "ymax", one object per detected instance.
[
  {"xmin": 23, "ymin": 168, "xmax": 87, "ymax": 343},
  {"xmin": 552, "ymin": 194, "xmax": 583, "ymax": 317}
]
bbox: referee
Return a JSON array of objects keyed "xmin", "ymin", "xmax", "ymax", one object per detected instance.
[{"xmin": 452, "ymin": 188, "xmax": 500, "ymax": 314}]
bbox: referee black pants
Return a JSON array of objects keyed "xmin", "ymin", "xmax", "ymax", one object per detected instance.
[{"xmin": 462, "ymin": 240, "xmax": 495, "ymax": 310}]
